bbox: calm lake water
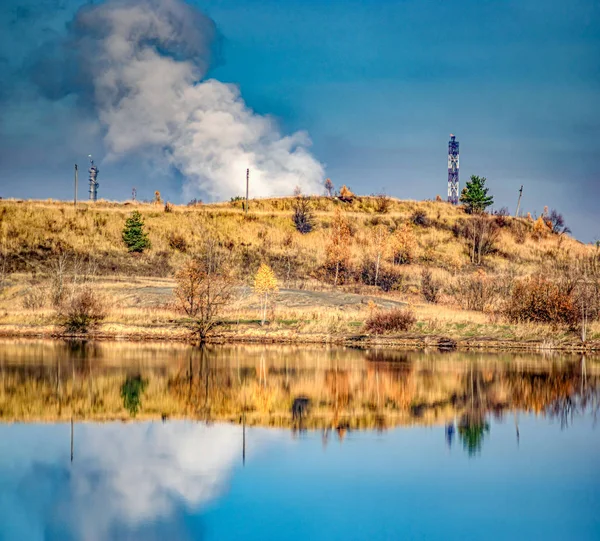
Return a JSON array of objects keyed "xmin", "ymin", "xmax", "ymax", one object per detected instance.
[{"xmin": 0, "ymin": 341, "xmax": 598, "ymax": 540}]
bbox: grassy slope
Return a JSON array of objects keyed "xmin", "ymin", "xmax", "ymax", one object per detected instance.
[{"xmin": 0, "ymin": 197, "xmax": 597, "ymax": 347}]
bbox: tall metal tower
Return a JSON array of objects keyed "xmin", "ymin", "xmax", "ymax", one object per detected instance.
[
  {"xmin": 88, "ymin": 155, "xmax": 99, "ymax": 202},
  {"xmin": 447, "ymin": 134, "xmax": 459, "ymax": 205}
]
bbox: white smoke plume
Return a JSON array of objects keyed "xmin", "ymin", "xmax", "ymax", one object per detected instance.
[{"xmin": 71, "ymin": 0, "xmax": 324, "ymax": 200}]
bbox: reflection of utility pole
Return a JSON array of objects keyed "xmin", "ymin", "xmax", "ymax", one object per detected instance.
[
  {"xmin": 242, "ymin": 410, "xmax": 246, "ymax": 467},
  {"xmin": 514, "ymin": 411, "xmax": 520, "ymax": 446},
  {"xmin": 515, "ymin": 185, "xmax": 523, "ymax": 217},
  {"xmin": 70, "ymin": 417, "xmax": 74, "ymax": 463}
]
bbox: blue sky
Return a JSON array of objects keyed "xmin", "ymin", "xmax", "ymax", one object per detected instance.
[{"xmin": 0, "ymin": 0, "xmax": 598, "ymax": 240}]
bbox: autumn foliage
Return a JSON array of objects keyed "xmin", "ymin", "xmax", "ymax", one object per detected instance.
[
  {"xmin": 392, "ymin": 223, "xmax": 416, "ymax": 265},
  {"xmin": 504, "ymin": 275, "xmax": 578, "ymax": 327},
  {"xmin": 365, "ymin": 307, "xmax": 416, "ymax": 334},
  {"xmin": 338, "ymin": 185, "xmax": 355, "ymax": 203},
  {"xmin": 174, "ymin": 258, "xmax": 233, "ymax": 341},
  {"xmin": 325, "ymin": 209, "xmax": 351, "ymax": 285},
  {"xmin": 254, "ymin": 263, "xmax": 279, "ymax": 324}
]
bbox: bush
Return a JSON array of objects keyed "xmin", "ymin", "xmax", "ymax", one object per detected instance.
[
  {"xmin": 22, "ymin": 285, "xmax": 47, "ymax": 309},
  {"xmin": 392, "ymin": 223, "xmax": 416, "ymax": 265},
  {"xmin": 122, "ymin": 211, "xmax": 151, "ymax": 253},
  {"xmin": 374, "ymin": 193, "xmax": 391, "ymax": 214},
  {"xmin": 365, "ymin": 307, "xmax": 416, "ymax": 334},
  {"xmin": 359, "ymin": 260, "xmax": 405, "ymax": 292},
  {"xmin": 421, "ymin": 269, "xmax": 441, "ymax": 303},
  {"xmin": 493, "ymin": 207, "xmax": 510, "ymax": 228},
  {"xmin": 338, "ymin": 185, "xmax": 355, "ymax": 203},
  {"xmin": 411, "ymin": 210, "xmax": 430, "ymax": 227},
  {"xmin": 453, "ymin": 216, "xmax": 499, "ymax": 265},
  {"xmin": 454, "ymin": 270, "xmax": 495, "ymax": 311},
  {"xmin": 504, "ymin": 276, "xmax": 578, "ymax": 327},
  {"xmin": 378, "ymin": 266, "xmax": 406, "ymax": 293},
  {"xmin": 168, "ymin": 232, "xmax": 188, "ymax": 252},
  {"xmin": 511, "ymin": 220, "xmax": 528, "ymax": 243},
  {"xmin": 59, "ymin": 287, "xmax": 107, "ymax": 333},
  {"xmin": 546, "ymin": 209, "xmax": 570, "ymax": 235}
]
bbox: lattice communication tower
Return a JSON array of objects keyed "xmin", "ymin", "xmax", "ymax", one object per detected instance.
[
  {"xmin": 88, "ymin": 155, "xmax": 99, "ymax": 202},
  {"xmin": 447, "ymin": 134, "xmax": 459, "ymax": 205}
]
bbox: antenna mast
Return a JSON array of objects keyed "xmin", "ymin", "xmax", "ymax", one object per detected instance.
[
  {"xmin": 88, "ymin": 155, "xmax": 99, "ymax": 202},
  {"xmin": 447, "ymin": 134, "xmax": 459, "ymax": 205}
]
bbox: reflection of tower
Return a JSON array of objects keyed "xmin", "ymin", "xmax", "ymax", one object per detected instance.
[
  {"xmin": 88, "ymin": 155, "xmax": 100, "ymax": 202},
  {"xmin": 445, "ymin": 421, "xmax": 455, "ymax": 448},
  {"xmin": 447, "ymin": 134, "xmax": 459, "ymax": 204}
]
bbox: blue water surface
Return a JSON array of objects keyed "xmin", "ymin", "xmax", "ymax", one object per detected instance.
[{"xmin": 0, "ymin": 414, "xmax": 598, "ymax": 541}]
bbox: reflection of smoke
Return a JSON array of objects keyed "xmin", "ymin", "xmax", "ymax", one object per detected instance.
[
  {"xmin": 53, "ymin": 0, "xmax": 324, "ymax": 200},
  {"xmin": 0, "ymin": 422, "xmax": 241, "ymax": 540}
]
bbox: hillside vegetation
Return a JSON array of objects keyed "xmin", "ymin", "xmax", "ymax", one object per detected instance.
[{"xmin": 0, "ymin": 196, "xmax": 598, "ymax": 346}]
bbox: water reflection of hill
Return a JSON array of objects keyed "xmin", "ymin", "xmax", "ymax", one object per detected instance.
[{"xmin": 0, "ymin": 340, "xmax": 597, "ymax": 434}]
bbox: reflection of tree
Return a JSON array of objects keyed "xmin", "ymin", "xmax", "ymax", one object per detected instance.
[
  {"xmin": 1, "ymin": 343, "xmax": 600, "ymax": 431},
  {"xmin": 458, "ymin": 413, "xmax": 490, "ymax": 456},
  {"xmin": 121, "ymin": 375, "xmax": 147, "ymax": 417},
  {"xmin": 453, "ymin": 363, "xmax": 493, "ymax": 457}
]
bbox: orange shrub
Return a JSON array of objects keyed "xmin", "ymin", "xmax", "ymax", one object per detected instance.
[
  {"xmin": 365, "ymin": 307, "xmax": 416, "ymax": 334},
  {"xmin": 504, "ymin": 275, "xmax": 578, "ymax": 327}
]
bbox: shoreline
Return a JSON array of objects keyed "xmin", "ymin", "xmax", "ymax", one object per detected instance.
[{"xmin": 0, "ymin": 324, "xmax": 597, "ymax": 353}]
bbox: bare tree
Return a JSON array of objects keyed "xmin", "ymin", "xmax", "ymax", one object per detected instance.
[
  {"xmin": 464, "ymin": 216, "xmax": 499, "ymax": 265},
  {"xmin": 174, "ymin": 258, "xmax": 234, "ymax": 343},
  {"xmin": 547, "ymin": 209, "xmax": 571, "ymax": 235},
  {"xmin": 49, "ymin": 251, "xmax": 70, "ymax": 307},
  {"xmin": 0, "ymin": 239, "xmax": 8, "ymax": 293},
  {"xmin": 371, "ymin": 225, "xmax": 390, "ymax": 287}
]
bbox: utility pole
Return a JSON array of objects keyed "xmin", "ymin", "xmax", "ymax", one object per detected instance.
[
  {"xmin": 132, "ymin": 187, "xmax": 137, "ymax": 201},
  {"xmin": 245, "ymin": 168, "xmax": 250, "ymax": 214},
  {"xmin": 515, "ymin": 185, "xmax": 523, "ymax": 217},
  {"xmin": 74, "ymin": 164, "xmax": 78, "ymax": 208}
]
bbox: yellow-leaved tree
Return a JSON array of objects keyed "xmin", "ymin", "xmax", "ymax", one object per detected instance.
[
  {"xmin": 326, "ymin": 209, "xmax": 351, "ymax": 286},
  {"xmin": 254, "ymin": 263, "xmax": 278, "ymax": 325},
  {"xmin": 392, "ymin": 223, "xmax": 416, "ymax": 265}
]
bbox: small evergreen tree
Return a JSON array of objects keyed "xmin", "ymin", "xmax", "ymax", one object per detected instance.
[
  {"xmin": 122, "ymin": 211, "xmax": 151, "ymax": 253},
  {"xmin": 292, "ymin": 195, "xmax": 315, "ymax": 234},
  {"xmin": 460, "ymin": 175, "xmax": 494, "ymax": 214}
]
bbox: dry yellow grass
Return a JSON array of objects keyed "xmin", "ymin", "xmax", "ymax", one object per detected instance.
[{"xmin": 0, "ymin": 197, "xmax": 597, "ymax": 346}]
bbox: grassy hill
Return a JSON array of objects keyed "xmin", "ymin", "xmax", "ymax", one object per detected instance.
[{"xmin": 0, "ymin": 196, "xmax": 598, "ymax": 347}]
